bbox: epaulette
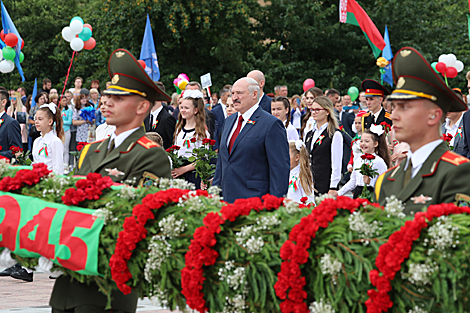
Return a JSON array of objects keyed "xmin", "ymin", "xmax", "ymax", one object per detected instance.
[
  {"xmin": 440, "ymin": 151, "xmax": 470, "ymax": 166},
  {"xmin": 384, "ymin": 112, "xmax": 391, "ymax": 119},
  {"xmin": 137, "ymin": 135, "xmax": 160, "ymax": 149},
  {"xmin": 89, "ymin": 139, "xmax": 106, "ymax": 145},
  {"xmin": 364, "ymin": 112, "xmax": 371, "ymax": 117}
]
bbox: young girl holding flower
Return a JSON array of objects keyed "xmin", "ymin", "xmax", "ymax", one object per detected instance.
[
  {"xmin": 286, "ymin": 140, "xmax": 315, "ymax": 204},
  {"xmin": 172, "ymin": 90, "xmax": 209, "ymax": 188},
  {"xmin": 336, "ymin": 125, "xmax": 390, "ymax": 198}
]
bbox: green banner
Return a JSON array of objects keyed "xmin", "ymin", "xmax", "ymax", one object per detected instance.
[{"xmin": 0, "ymin": 192, "xmax": 104, "ymax": 276}]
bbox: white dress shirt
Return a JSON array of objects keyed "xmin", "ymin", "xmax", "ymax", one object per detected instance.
[
  {"xmin": 292, "ymin": 108, "xmax": 302, "ymax": 129},
  {"xmin": 303, "ymin": 116, "xmax": 316, "ymax": 141},
  {"xmin": 227, "ymin": 103, "xmax": 259, "ymax": 146},
  {"xmin": 150, "ymin": 105, "xmax": 164, "ymax": 125},
  {"xmin": 403, "ymin": 139, "xmax": 442, "ymax": 178},
  {"xmin": 372, "ymin": 108, "xmax": 383, "ymax": 124},
  {"xmin": 309, "ymin": 122, "xmax": 343, "ymax": 188},
  {"xmin": 95, "ymin": 122, "xmax": 116, "ymax": 141},
  {"xmin": 444, "ymin": 115, "xmax": 463, "ymax": 146},
  {"xmin": 108, "ymin": 127, "xmax": 140, "ymax": 149},
  {"xmin": 284, "ymin": 120, "xmax": 299, "ymax": 141},
  {"xmin": 175, "ymin": 128, "xmax": 210, "ymax": 158},
  {"xmin": 286, "ymin": 165, "xmax": 315, "ymax": 204},
  {"xmin": 338, "ymin": 153, "xmax": 387, "ymax": 196},
  {"xmin": 32, "ymin": 131, "xmax": 64, "ymax": 175},
  {"xmin": 0, "ymin": 111, "xmax": 4, "ymax": 119}
]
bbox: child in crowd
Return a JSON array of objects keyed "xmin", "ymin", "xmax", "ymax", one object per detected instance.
[
  {"xmin": 72, "ymin": 94, "xmax": 94, "ymax": 143},
  {"xmin": 286, "ymin": 140, "xmax": 315, "ymax": 204},
  {"xmin": 337, "ymin": 126, "xmax": 390, "ymax": 198},
  {"xmin": 172, "ymin": 90, "xmax": 209, "ymax": 189},
  {"xmin": 147, "ymin": 131, "xmax": 173, "ymax": 169},
  {"xmin": 347, "ymin": 111, "xmax": 367, "ymax": 173},
  {"xmin": 272, "ymin": 96, "xmax": 299, "ymax": 141},
  {"xmin": 32, "ymin": 103, "xmax": 65, "ymax": 175},
  {"xmin": 60, "ymin": 96, "xmax": 73, "ymax": 167}
]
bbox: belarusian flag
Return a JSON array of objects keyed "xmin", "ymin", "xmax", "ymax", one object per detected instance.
[{"xmin": 339, "ymin": 0, "xmax": 385, "ymax": 58}]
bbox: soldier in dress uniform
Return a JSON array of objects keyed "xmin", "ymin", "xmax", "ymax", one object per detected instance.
[
  {"xmin": 361, "ymin": 79, "xmax": 392, "ymax": 131},
  {"xmin": 374, "ymin": 47, "xmax": 470, "ymax": 215},
  {"xmin": 49, "ymin": 49, "xmax": 172, "ymax": 313}
]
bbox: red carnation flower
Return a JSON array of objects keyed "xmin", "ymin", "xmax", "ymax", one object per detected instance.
[
  {"xmin": 300, "ymin": 196, "xmax": 308, "ymax": 204},
  {"xmin": 190, "ymin": 137, "xmax": 197, "ymax": 143},
  {"xmin": 202, "ymin": 138, "xmax": 211, "ymax": 145}
]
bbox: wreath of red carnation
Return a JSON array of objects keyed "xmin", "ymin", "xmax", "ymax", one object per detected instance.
[
  {"xmin": 110, "ymin": 188, "xmax": 209, "ymax": 294},
  {"xmin": 181, "ymin": 194, "xmax": 302, "ymax": 313},
  {"xmin": 275, "ymin": 196, "xmax": 372, "ymax": 313},
  {"xmin": 365, "ymin": 203, "xmax": 470, "ymax": 313},
  {"xmin": 0, "ymin": 163, "xmax": 50, "ymax": 192},
  {"xmin": 61, "ymin": 173, "xmax": 113, "ymax": 206}
]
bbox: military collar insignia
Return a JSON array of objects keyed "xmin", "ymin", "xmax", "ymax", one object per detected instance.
[
  {"xmin": 115, "ymin": 51, "xmax": 125, "ymax": 58},
  {"xmin": 411, "ymin": 194, "xmax": 432, "ymax": 204},
  {"xmin": 396, "ymin": 77, "xmax": 406, "ymax": 89},
  {"xmin": 105, "ymin": 168, "xmax": 125, "ymax": 177},
  {"xmin": 112, "ymin": 74, "xmax": 120, "ymax": 84}
]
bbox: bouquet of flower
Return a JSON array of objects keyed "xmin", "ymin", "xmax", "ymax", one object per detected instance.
[
  {"xmin": 166, "ymin": 145, "xmax": 187, "ymax": 169},
  {"xmin": 10, "ymin": 145, "xmax": 31, "ymax": 165},
  {"xmin": 356, "ymin": 153, "xmax": 379, "ymax": 201},
  {"xmin": 441, "ymin": 133, "xmax": 453, "ymax": 150},
  {"xmin": 188, "ymin": 138, "xmax": 217, "ymax": 188},
  {"xmin": 80, "ymin": 106, "xmax": 96, "ymax": 123}
]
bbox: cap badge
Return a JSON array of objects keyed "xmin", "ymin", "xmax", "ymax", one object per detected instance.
[
  {"xmin": 115, "ymin": 51, "xmax": 125, "ymax": 58},
  {"xmin": 400, "ymin": 50, "xmax": 412, "ymax": 57},
  {"xmin": 366, "ymin": 89, "xmax": 370, "ymax": 92},
  {"xmin": 396, "ymin": 77, "xmax": 406, "ymax": 88},
  {"xmin": 112, "ymin": 74, "xmax": 120, "ymax": 84}
]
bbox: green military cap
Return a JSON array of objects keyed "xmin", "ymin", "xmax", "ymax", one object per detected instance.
[
  {"xmin": 103, "ymin": 48, "xmax": 171, "ymax": 103},
  {"xmin": 389, "ymin": 47, "xmax": 466, "ymax": 112}
]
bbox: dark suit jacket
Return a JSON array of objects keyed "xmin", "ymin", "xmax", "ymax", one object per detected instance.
[
  {"xmin": 0, "ymin": 113, "xmax": 22, "ymax": 159},
  {"xmin": 362, "ymin": 108, "xmax": 392, "ymax": 131},
  {"xmin": 213, "ymin": 106, "xmax": 290, "ymax": 203},
  {"xmin": 259, "ymin": 93, "xmax": 272, "ymax": 113},
  {"xmin": 212, "ymin": 104, "xmax": 226, "ymax": 150},
  {"xmin": 338, "ymin": 110, "xmax": 355, "ymax": 138},
  {"xmin": 172, "ymin": 106, "xmax": 216, "ymax": 139},
  {"xmin": 144, "ymin": 108, "xmax": 176, "ymax": 149},
  {"xmin": 462, "ymin": 110, "xmax": 470, "ymax": 158},
  {"xmin": 441, "ymin": 118, "xmax": 465, "ymax": 157}
]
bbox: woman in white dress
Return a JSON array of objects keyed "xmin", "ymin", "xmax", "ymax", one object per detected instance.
[
  {"xmin": 286, "ymin": 140, "xmax": 315, "ymax": 204},
  {"xmin": 272, "ymin": 96, "xmax": 299, "ymax": 141},
  {"xmin": 32, "ymin": 103, "xmax": 65, "ymax": 175}
]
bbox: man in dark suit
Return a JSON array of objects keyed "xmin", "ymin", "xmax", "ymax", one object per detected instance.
[
  {"xmin": 247, "ymin": 70, "xmax": 271, "ymax": 113},
  {"xmin": 0, "ymin": 87, "xmax": 22, "ymax": 160},
  {"xmin": 333, "ymin": 93, "xmax": 355, "ymax": 138},
  {"xmin": 144, "ymin": 82, "xmax": 176, "ymax": 149},
  {"xmin": 212, "ymin": 88, "xmax": 231, "ymax": 149},
  {"xmin": 462, "ymin": 110, "xmax": 470, "ymax": 158},
  {"xmin": 213, "ymin": 77, "xmax": 290, "ymax": 203},
  {"xmin": 361, "ymin": 80, "xmax": 392, "ymax": 131}
]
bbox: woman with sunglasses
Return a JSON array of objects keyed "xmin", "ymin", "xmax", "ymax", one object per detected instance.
[
  {"xmin": 304, "ymin": 96, "xmax": 343, "ymax": 196},
  {"xmin": 7, "ymin": 92, "xmax": 28, "ymax": 151}
]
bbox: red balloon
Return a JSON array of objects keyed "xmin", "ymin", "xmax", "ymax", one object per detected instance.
[
  {"xmin": 20, "ymin": 39, "xmax": 24, "ymax": 50},
  {"xmin": 446, "ymin": 67, "xmax": 458, "ymax": 79},
  {"xmin": 138, "ymin": 60, "xmax": 146, "ymax": 69},
  {"xmin": 4, "ymin": 33, "xmax": 18, "ymax": 47},
  {"xmin": 303, "ymin": 78, "xmax": 315, "ymax": 92},
  {"xmin": 83, "ymin": 37, "xmax": 96, "ymax": 50},
  {"xmin": 83, "ymin": 24, "xmax": 93, "ymax": 32},
  {"xmin": 0, "ymin": 30, "xmax": 4, "ymax": 41},
  {"xmin": 435, "ymin": 62, "xmax": 447, "ymax": 74}
]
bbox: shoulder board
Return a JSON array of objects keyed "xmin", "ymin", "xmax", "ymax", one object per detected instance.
[
  {"xmin": 440, "ymin": 151, "xmax": 470, "ymax": 166},
  {"xmin": 137, "ymin": 136, "xmax": 160, "ymax": 149},
  {"xmin": 364, "ymin": 112, "xmax": 371, "ymax": 117},
  {"xmin": 384, "ymin": 112, "xmax": 391, "ymax": 118},
  {"xmin": 89, "ymin": 139, "xmax": 106, "ymax": 145}
]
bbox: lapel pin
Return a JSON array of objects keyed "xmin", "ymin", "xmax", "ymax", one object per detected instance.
[
  {"xmin": 411, "ymin": 194, "xmax": 432, "ymax": 204},
  {"xmin": 105, "ymin": 168, "xmax": 125, "ymax": 177}
]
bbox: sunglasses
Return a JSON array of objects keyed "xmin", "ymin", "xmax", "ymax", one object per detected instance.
[{"xmin": 9, "ymin": 97, "xmax": 16, "ymax": 100}]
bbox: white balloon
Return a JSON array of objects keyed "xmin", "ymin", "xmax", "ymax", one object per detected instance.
[
  {"xmin": 438, "ymin": 54, "xmax": 447, "ymax": 63},
  {"xmin": 443, "ymin": 54, "xmax": 457, "ymax": 68},
  {"xmin": 69, "ymin": 20, "xmax": 84, "ymax": 34},
  {"xmin": 62, "ymin": 27, "xmax": 75, "ymax": 42},
  {"xmin": 0, "ymin": 60, "xmax": 12, "ymax": 73},
  {"xmin": 0, "ymin": 49, "xmax": 3, "ymax": 61},
  {"xmin": 6, "ymin": 60, "xmax": 15, "ymax": 73},
  {"xmin": 70, "ymin": 37, "xmax": 84, "ymax": 51},
  {"xmin": 455, "ymin": 60, "xmax": 464, "ymax": 73}
]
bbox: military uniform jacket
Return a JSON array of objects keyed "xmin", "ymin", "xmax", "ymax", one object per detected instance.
[
  {"xmin": 374, "ymin": 142, "xmax": 470, "ymax": 215},
  {"xmin": 76, "ymin": 126, "xmax": 171, "ymax": 186},
  {"xmin": 362, "ymin": 108, "xmax": 392, "ymax": 131}
]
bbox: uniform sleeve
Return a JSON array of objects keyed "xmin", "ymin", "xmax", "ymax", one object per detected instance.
[
  {"xmin": 127, "ymin": 147, "xmax": 171, "ymax": 185},
  {"xmin": 50, "ymin": 139, "xmax": 64, "ymax": 175},
  {"xmin": 330, "ymin": 131, "xmax": 343, "ymax": 189},
  {"xmin": 266, "ymin": 119, "xmax": 290, "ymax": 197},
  {"xmin": 439, "ymin": 162, "xmax": 470, "ymax": 204}
]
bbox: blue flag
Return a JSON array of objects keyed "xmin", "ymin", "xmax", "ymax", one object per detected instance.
[
  {"xmin": 30, "ymin": 78, "xmax": 37, "ymax": 107},
  {"xmin": 1, "ymin": 1, "xmax": 25, "ymax": 81},
  {"xmin": 140, "ymin": 15, "xmax": 160, "ymax": 81},
  {"xmin": 381, "ymin": 25, "xmax": 393, "ymax": 87}
]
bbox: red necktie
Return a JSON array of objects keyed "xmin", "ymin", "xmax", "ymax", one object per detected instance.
[{"xmin": 228, "ymin": 115, "xmax": 244, "ymax": 153}]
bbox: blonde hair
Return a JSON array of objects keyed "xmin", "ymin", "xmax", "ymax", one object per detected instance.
[
  {"xmin": 90, "ymin": 88, "xmax": 99, "ymax": 95},
  {"xmin": 10, "ymin": 91, "xmax": 23, "ymax": 112},
  {"xmin": 314, "ymin": 96, "xmax": 339, "ymax": 138},
  {"xmin": 289, "ymin": 142, "xmax": 313, "ymax": 195},
  {"xmin": 174, "ymin": 97, "xmax": 207, "ymax": 142},
  {"xmin": 146, "ymin": 132, "xmax": 163, "ymax": 146}
]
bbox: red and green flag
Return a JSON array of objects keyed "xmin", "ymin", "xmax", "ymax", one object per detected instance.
[{"xmin": 339, "ymin": 0, "xmax": 385, "ymax": 58}]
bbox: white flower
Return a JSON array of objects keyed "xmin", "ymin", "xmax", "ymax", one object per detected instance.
[
  {"xmin": 219, "ymin": 260, "xmax": 249, "ymax": 313},
  {"xmin": 405, "ymin": 259, "xmax": 438, "ymax": 286},
  {"xmin": 158, "ymin": 214, "xmax": 187, "ymax": 238},
  {"xmin": 257, "ymin": 215, "xmax": 280, "ymax": 229},
  {"xmin": 117, "ymin": 185, "xmax": 136, "ymax": 199},
  {"xmin": 159, "ymin": 178, "xmax": 195, "ymax": 190},
  {"xmin": 0, "ymin": 159, "xmax": 10, "ymax": 176},
  {"xmin": 208, "ymin": 185, "xmax": 222, "ymax": 195},
  {"xmin": 144, "ymin": 235, "xmax": 172, "ymax": 282},
  {"xmin": 309, "ymin": 298, "xmax": 335, "ymax": 313},
  {"xmin": 348, "ymin": 211, "xmax": 380, "ymax": 240},
  {"xmin": 178, "ymin": 191, "xmax": 204, "ymax": 212},
  {"xmin": 370, "ymin": 124, "xmax": 385, "ymax": 136},
  {"xmin": 223, "ymin": 294, "xmax": 248, "ymax": 313},
  {"xmin": 320, "ymin": 254, "xmax": 342, "ymax": 284},
  {"xmin": 149, "ymin": 283, "xmax": 169, "ymax": 308},
  {"xmin": 235, "ymin": 227, "xmax": 264, "ymax": 254},
  {"xmin": 408, "ymin": 306, "xmax": 428, "ymax": 313},
  {"xmin": 283, "ymin": 199, "xmax": 303, "ymax": 214},
  {"xmin": 92, "ymin": 202, "xmax": 118, "ymax": 225},
  {"xmin": 315, "ymin": 194, "xmax": 335, "ymax": 206},
  {"xmin": 427, "ymin": 216, "xmax": 459, "ymax": 253},
  {"xmin": 384, "ymin": 195, "xmax": 406, "ymax": 218},
  {"xmin": 245, "ymin": 236, "xmax": 264, "ymax": 254}
]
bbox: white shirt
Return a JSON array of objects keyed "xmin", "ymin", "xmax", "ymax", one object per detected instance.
[
  {"xmin": 372, "ymin": 108, "xmax": 383, "ymax": 124},
  {"xmin": 151, "ymin": 105, "xmax": 163, "ymax": 118},
  {"xmin": 285, "ymin": 121, "xmax": 299, "ymax": 141},
  {"xmin": 108, "ymin": 127, "xmax": 140, "ymax": 149},
  {"xmin": 338, "ymin": 153, "xmax": 387, "ymax": 196},
  {"xmin": 403, "ymin": 139, "xmax": 442, "ymax": 178},
  {"xmin": 96, "ymin": 122, "xmax": 116, "ymax": 141},
  {"xmin": 286, "ymin": 165, "xmax": 315, "ymax": 204},
  {"xmin": 444, "ymin": 115, "xmax": 463, "ymax": 146},
  {"xmin": 0, "ymin": 111, "xmax": 4, "ymax": 119},
  {"xmin": 347, "ymin": 137, "xmax": 362, "ymax": 170},
  {"xmin": 292, "ymin": 107, "xmax": 302, "ymax": 129},
  {"xmin": 303, "ymin": 116, "xmax": 316, "ymax": 141},
  {"xmin": 227, "ymin": 103, "xmax": 259, "ymax": 146},
  {"xmin": 32, "ymin": 131, "xmax": 64, "ymax": 175},
  {"xmin": 175, "ymin": 128, "xmax": 210, "ymax": 158},
  {"xmin": 309, "ymin": 122, "xmax": 343, "ymax": 188}
]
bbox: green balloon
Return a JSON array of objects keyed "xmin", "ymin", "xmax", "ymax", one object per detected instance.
[
  {"xmin": 2, "ymin": 46, "xmax": 15, "ymax": 61},
  {"xmin": 431, "ymin": 62, "xmax": 439, "ymax": 73},
  {"xmin": 71, "ymin": 16, "xmax": 84, "ymax": 24},
  {"xmin": 348, "ymin": 86, "xmax": 359, "ymax": 102},
  {"xmin": 19, "ymin": 52, "xmax": 24, "ymax": 63},
  {"xmin": 79, "ymin": 27, "xmax": 92, "ymax": 41}
]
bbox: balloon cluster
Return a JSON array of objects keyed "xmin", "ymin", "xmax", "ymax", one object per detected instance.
[
  {"xmin": 61, "ymin": 17, "xmax": 96, "ymax": 52},
  {"xmin": 431, "ymin": 54, "xmax": 464, "ymax": 79},
  {"xmin": 302, "ymin": 78, "xmax": 315, "ymax": 92},
  {"xmin": 0, "ymin": 30, "xmax": 24, "ymax": 73},
  {"xmin": 173, "ymin": 73, "xmax": 189, "ymax": 94}
]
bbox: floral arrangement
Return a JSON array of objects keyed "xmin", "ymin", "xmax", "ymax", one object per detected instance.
[
  {"xmin": 356, "ymin": 153, "xmax": 379, "ymax": 201},
  {"xmin": 441, "ymin": 134, "xmax": 453, "ymax": 150},
  {"xmin": 187, "ymin": 138, "xmax": 217, "ymax": 188},
  {"xmin": 80, "ymin": 105, "xmax": 96, "ymax": 122},
  {"xmin": 10, "ymin": 145, "xmax": 31, "ymax": 165},
  {"xmin": 165, "ymin": 145, "xmax": 187, "ymax": 169}
]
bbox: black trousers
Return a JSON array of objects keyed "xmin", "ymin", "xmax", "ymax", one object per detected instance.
[{"xmin": 52, "ymin": 306, "xmax": 129, "ymax": 313}]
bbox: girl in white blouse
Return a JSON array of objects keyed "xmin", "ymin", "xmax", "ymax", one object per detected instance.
[
  {"xmin": 286, "ymin": 140, "xmax": 315, "ymax": 204},
  {"xmin": 272, "ymin": 96, "xmax": 299, "ymax": 141},
  {"xmin": 337, "ymin": 126, "xmax": 391, "ymax": 198},
  {"xmin": 32, "ymin": 103, "xmax": 65, "ymax": 175},
  {"xmin": 172, "ymin": 90, "xmax": 209, "ymax": 189}
]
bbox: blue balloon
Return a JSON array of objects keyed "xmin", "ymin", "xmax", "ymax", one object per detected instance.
[
  {"xmin": 70, "ymin": 16, "xmax": 84, "ymax": 24},
  {"xmin": 79, "ymin": 28, "xmax": 92, "ymax": 41}
]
